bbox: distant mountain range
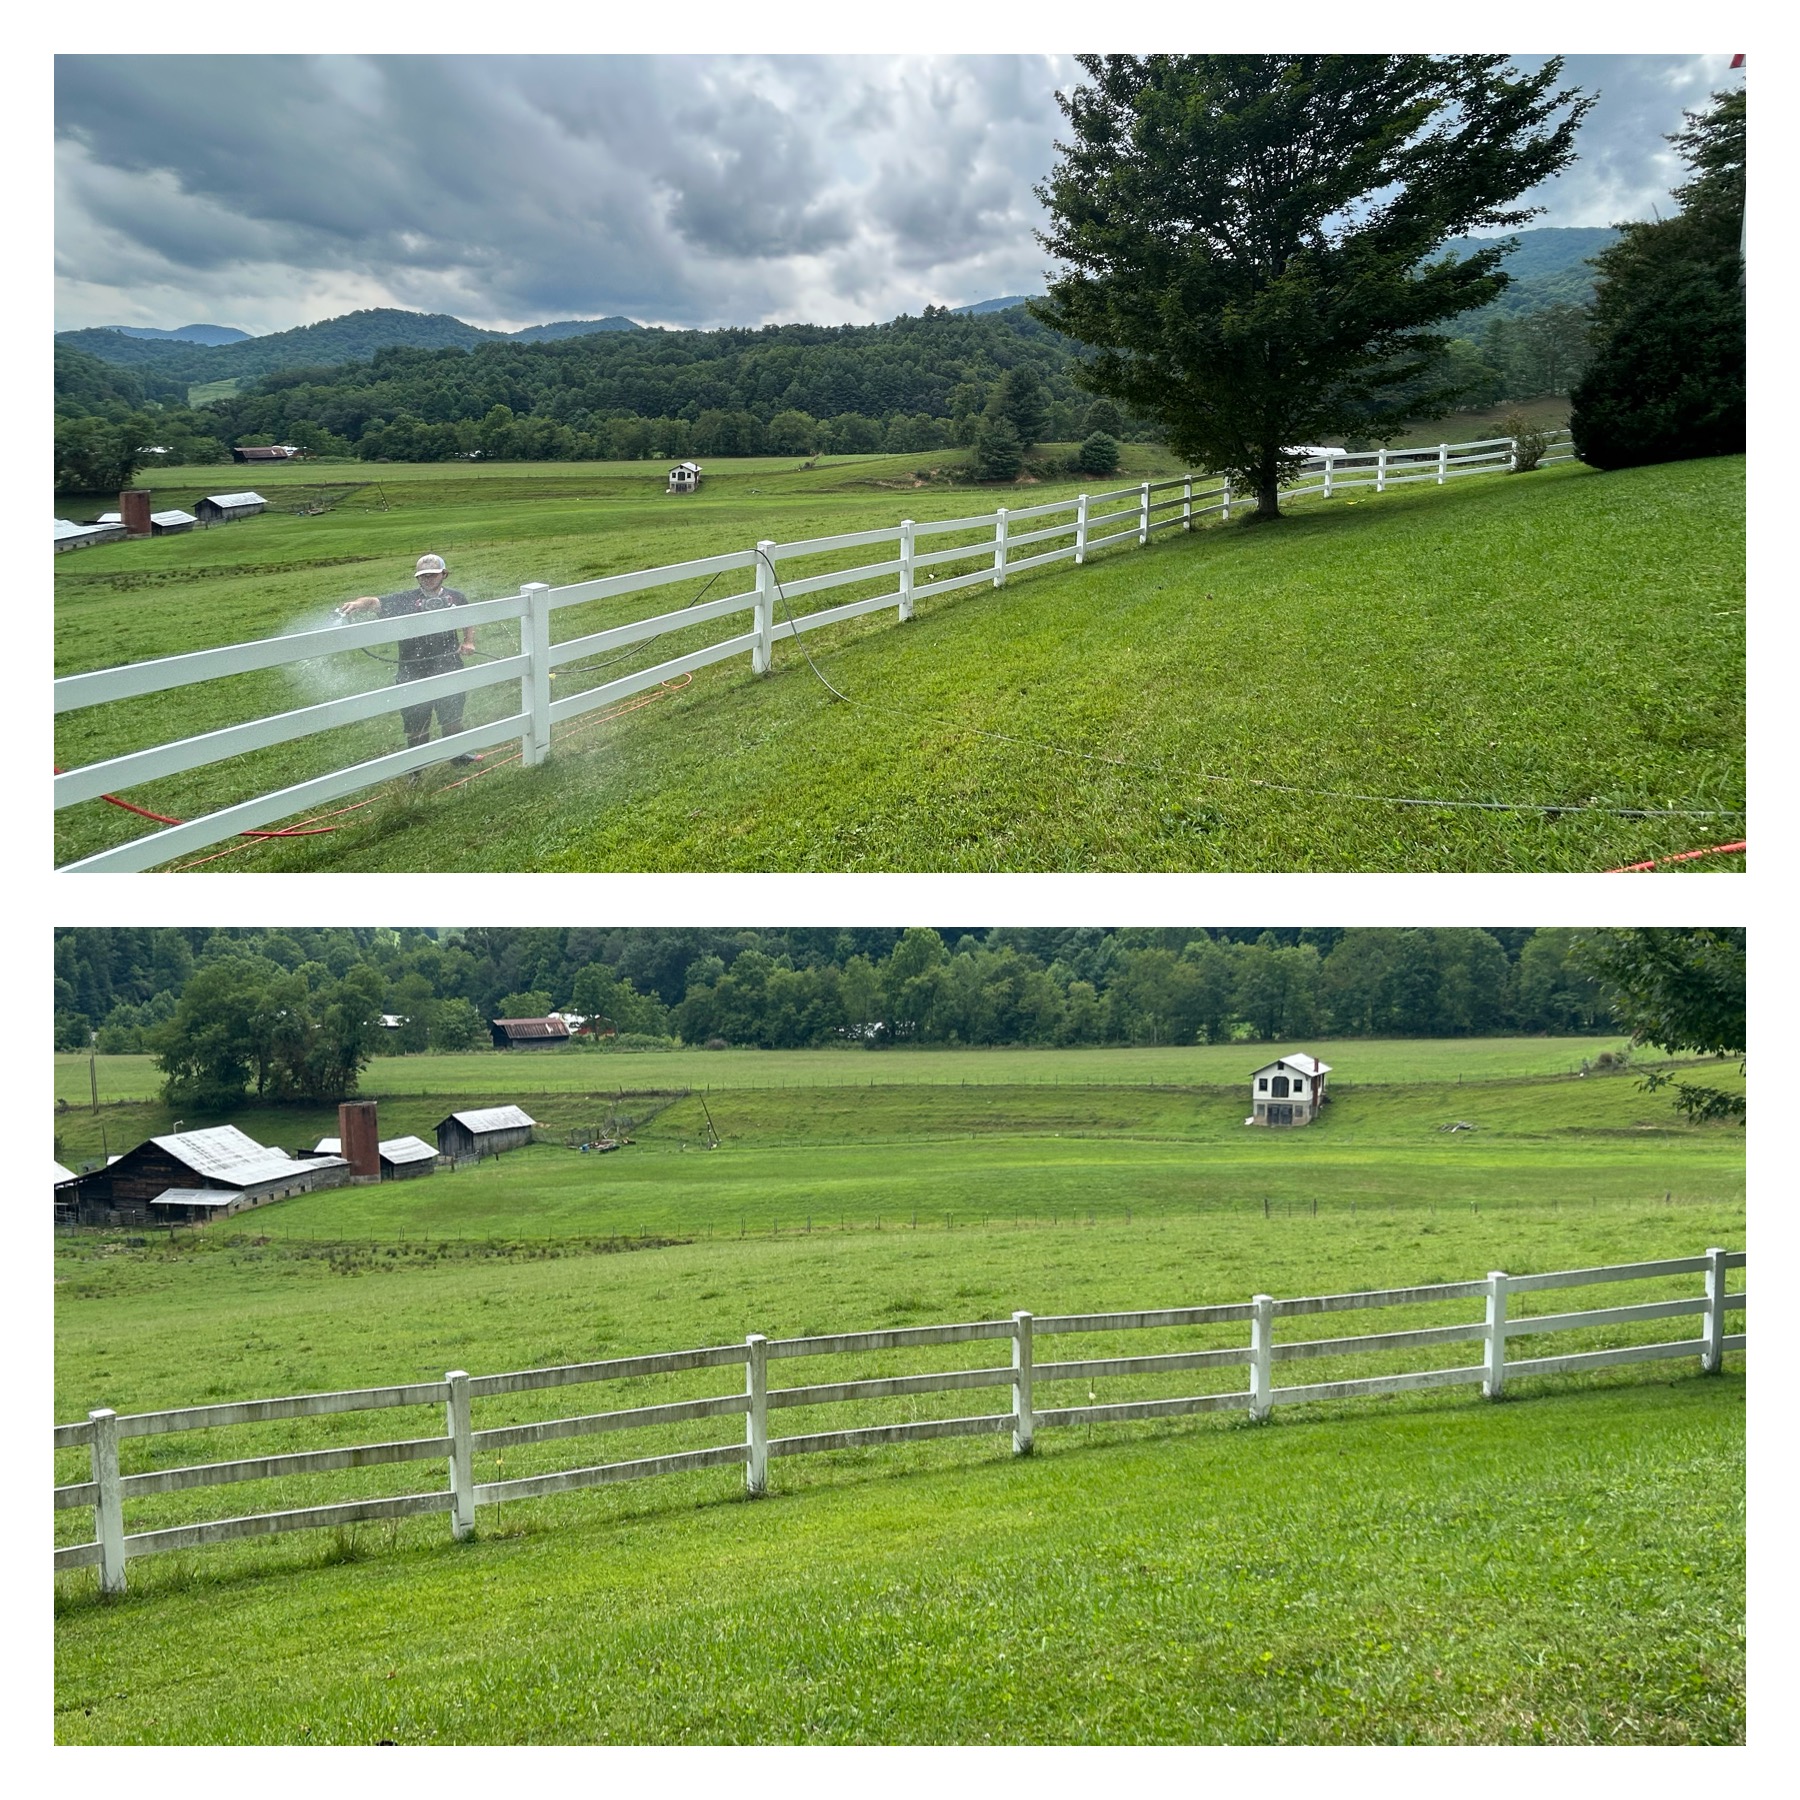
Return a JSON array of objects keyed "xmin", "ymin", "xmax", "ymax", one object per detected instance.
[
  {"xmin": 56, "ymin": 229, "xmax": 1618, "ymax": 391},
  {"xmin": 105, "ymin": 323, "xmax": 251, "ymax": 345},
  {"xmin": 55, "ymin": 307, "xmax": 646, "ymax": 382},
  {"xmin": 948, "ymin": 229, "xmax": 1621, "ymax": 326}
]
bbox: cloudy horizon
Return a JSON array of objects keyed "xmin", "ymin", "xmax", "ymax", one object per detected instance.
[{"xmin": 55, "ymin": 54, "xmax": 1742, "ymax": 339}]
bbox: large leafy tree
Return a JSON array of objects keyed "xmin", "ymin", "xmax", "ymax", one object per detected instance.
[
  {"xmin": 1032, "ymin": 56, "xmax": 1592, "ymax": 516},
  {"xmin": 1576, "ymin": 928, "xmax": 1746, "ymax": 1122},
  {"xmin": 1569, "ymin": 86, "xmax": 1745, "ymax": 470}
]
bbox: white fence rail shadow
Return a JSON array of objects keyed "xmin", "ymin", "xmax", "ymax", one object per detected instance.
[
  {"xmin": 55, "ymin": 430, "xmax": 1573, "ymax": 872},
  {"xmin": 54, "ymin": 1239, "xmax": 1739, "ymax": 1593}
]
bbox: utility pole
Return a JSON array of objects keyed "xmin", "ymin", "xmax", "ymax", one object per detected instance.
[{"xmin": 89, "ymin": 1031, "xmax": 99, "ymax": 1114}]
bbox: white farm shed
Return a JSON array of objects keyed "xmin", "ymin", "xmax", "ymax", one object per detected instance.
[
  {"xmin": 666, "ymin": 461, "xmax": 703, "ymax": 493},
  {"xmin": 1247, "ymin": 1053, "xmax": 1332, "ymax": 1128}
]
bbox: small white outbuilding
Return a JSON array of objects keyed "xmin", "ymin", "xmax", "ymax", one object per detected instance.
[
  {"xmin": 1246, "ymin": 1052, "xmax": 1332, "ymax": 1127},
  {"xmin": 666, "ymin": 461, "xmax": 703, "ymax": 493}
]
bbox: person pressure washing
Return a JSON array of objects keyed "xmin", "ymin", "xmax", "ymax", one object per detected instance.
[{"xmin": 337, "ymin": 554, "xmax": 481, "ymax": 765}]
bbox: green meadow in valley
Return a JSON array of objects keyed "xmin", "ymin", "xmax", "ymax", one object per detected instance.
[{"xmin": 54, "ymin": 1047, "xmax": 1744, "ymax": 1743}]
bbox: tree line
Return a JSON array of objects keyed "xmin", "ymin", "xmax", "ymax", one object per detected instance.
[
  {"xmin": 54, "ymin": 286, "xmax": 1605, "ymax": 493},
  {"xmin": 54, "ymin": 927, "xmax": 1639, "ymax": 1110}
]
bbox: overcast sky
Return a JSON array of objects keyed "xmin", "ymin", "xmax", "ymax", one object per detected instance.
[{"xmin": 53, "ymin": 54, "xmax": 1743, "ymax": 337}]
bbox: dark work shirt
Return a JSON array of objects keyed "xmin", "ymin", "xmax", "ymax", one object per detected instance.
[{"xmin": 377, "ymin": 585, "xmax": 468, "ymax": 669}]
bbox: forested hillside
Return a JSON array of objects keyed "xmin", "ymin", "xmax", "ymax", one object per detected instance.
[
  {"xmin": 55, "ymin": 926, "xmax": 1620, "ymax": 1066},
  {"xmin": 55, "ymin": 306, "xmax": 643, "ymax": 384},
  {"xmin": 51, "ymin": 230, "xmax": 1616, "ymax": 478}
]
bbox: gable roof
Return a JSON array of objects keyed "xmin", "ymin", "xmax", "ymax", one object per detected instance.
[
  {"xmin": 443, "ymin": 1105, "xmax": 536, "ymax": 1134},
  {"xmin": 1250, "ymin": 1053, "xmax": 1332, "ymax": 1079},
  {"xmin": 378, "ymin": 1135, "xmax": 438, "ymax": 1165},
  {"xmin": 202, "ymin": 491, "xmax": 266, "ymax": 508},
  {"xmin": 148, "ymin": 1124, "xmax": 299, "ymax": 1188},
  {"xmin": 491, "ymin": 1016, "xmax": 570, "ymax": 1039}
]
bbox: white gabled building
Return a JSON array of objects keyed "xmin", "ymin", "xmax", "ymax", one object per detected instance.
[
  {"xmin": 666, "ymin": 461, "xmax": 703, "ymax": 493},
  {"xmin": 1247, "ymin": 1052, "xmax": 1332, "ymax": 1127}
]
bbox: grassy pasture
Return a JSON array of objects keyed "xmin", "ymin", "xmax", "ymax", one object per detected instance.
[
  {"xmin": 54, "ymin": 1179, "xmax": 1745, "ymax": 1742},
  {"xmin": 53, "ymin": 1045, "xmax": 1745, "ymax": 1742},
  {"xmin": 52, "ymin": 1033, "xmax": 1668, "ymax": 1108},
  {"xmin": 53, "ymin": 450, "xmax": 1744, "ymax": 872}
]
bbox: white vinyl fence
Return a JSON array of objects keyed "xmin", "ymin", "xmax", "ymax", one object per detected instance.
[
  {"xmin": 55, "ymin": 1239, "xmax": 1739, "ymax": 1593},
  {"xmin": 54, "ymin": 431, "xmax": 1572, "ymax": 872}
]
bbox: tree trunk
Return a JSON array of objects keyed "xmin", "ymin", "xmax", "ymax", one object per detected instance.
[{"xmin": 1253, "ymin": 447, "xmax": 1283, "ymax": 519}]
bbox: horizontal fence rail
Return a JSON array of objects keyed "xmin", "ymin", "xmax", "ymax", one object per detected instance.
[
  {"xmin": 54, "ymin": 1239, "xmax": 1739, "ymax": 1593},
  {"xmin": 54, "ymin": 431, "xmax": 1571, "ymax": 872}
]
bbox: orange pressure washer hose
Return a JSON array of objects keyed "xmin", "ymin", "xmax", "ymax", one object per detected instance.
[{"xmin": 1606, "ymin": 840, "xmax": 1747, "ymax": 872}]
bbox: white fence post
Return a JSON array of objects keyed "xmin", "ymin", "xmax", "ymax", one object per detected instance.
[
  {"xmin": 521, "ymin": 581, "xmax": 553, "ymax": 767},
  {"xmin": 745, "ymin": 1333, "xmax": 768, "ymax": 1495},
  {"xmin": 1138, "ymin": 482, "xmax": 1150, "ymax": 545},
  {"xmin": 446, "ymin": 1369, "xmax": 475, "ymax": 1540},
  {"xmin": 753, "ymin": 541, "xmax": 776, "ymax": 674},
  {"xmin": 1249, "ymin": 1294, "xmax": 1273, "ymax": 1422},
  {"xmin": 1222, "ymin": 477, "xmax": 1232, "ymax": 523},
  {"xmin": 1437, "ymin": 443, "xmax": 1448, "ymax": 485},
  {"xmin": 1702, "ymin": 1246, "xmax": 1729, "ymax": 1373},
  {"xmin": 1376, "ymin": 446, "xmax": 1387, "ymax": 494},
  {"xmin": 993, "ymin": 508, "xmax": 1009, "ymax": 588},
  {"xmin": 89, "ymin": 1407, "xmax": 126, "ymax": 1595},
  {"xmin": 1075, "ymin": 493, "xmax": 1089, "ymax": 564},
  {"xmin": 1508, "ymin": 436, "xmax": 1519, "ymax": 473},
  {"xmin": 1483, "ymin": 1272, "xmax": 1509, "ymax": 1398},
  {"xmin": 1183, "ymin": 474, "xmax": 1194, "ymax": 531},
  {"xmin": 898, "ymin": 519, "xmax": 915, "ymax": 622},
  {"xmin": 1323, "ymin": 454, "xmax": 1335, "ymax": 500},
  {"xmin": 1012, "ymin": 1310, "xmax": 1034, "ymax": 1455}
]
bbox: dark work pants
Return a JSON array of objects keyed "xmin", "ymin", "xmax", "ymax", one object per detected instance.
[{"xmin": 398, "ymin": 653, "xmax": 467, "ymax": 745}]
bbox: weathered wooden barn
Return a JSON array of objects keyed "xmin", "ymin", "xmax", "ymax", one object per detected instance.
[
  {"xmin": 63, "ymin": 1125, "xmax": 350, "ymax": 1226},
  {"xmin": 195, "ymin": 491, "xmax": 268, "ymax": 523},
  {"xmin": 54, "ymin": 518, "xmax": 128, "ymax": 552},
  {"xmin": 231, "ymin": 445, "xmax": 300, "ymax": 462},
  {"xmin": 1247, "ymin": 1054, "xmax": 1332, "ymax": 1128},
  {"xmin": 149, "ymin": 509, "xmax": 198, "ymax": 536},
  {"xmin": 313, "ymin": 1133, "xmax": 439, "ymax": 1180},
  {"xmin": 490, "ymin": 1015, "xmax": 572, "ymax": 1049},
  {"xmin": 435, "ymin": 1106, "xmax": 536, "ymax": 1164}
]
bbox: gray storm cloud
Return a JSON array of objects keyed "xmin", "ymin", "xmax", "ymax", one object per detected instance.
[{"xmin": 54, "ymin": 53, "xmax": 1741, "ymax": 336}]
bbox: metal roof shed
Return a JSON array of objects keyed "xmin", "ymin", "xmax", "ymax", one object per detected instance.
[
  {"xmin": 195, "ymin": 492, "xmax": 267, "ymax": 523},
  {"xmin": 436, "ymin": 1106, "xmax": 537, "ymax": 1164}
]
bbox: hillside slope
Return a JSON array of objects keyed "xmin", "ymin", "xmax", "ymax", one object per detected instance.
[{"xmin": 222, "ymin": 456, "xmax": 1742, "ymax": 876}]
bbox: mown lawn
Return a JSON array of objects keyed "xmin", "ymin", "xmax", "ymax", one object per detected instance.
[
  {"xmin": 54, "ymin": 453, "xmax": 1744, "ymax": 872},
  {"xmin": 54, "ymin": 1185, "xmax": 1745, "ymax": 1743}
]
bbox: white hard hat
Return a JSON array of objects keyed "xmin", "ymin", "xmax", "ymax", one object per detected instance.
[{"xmin": 415, "ymin": 553, "xmax": 447, "ymax": 575}]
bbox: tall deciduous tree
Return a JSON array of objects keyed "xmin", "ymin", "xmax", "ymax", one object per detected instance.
[
  {"xmin": 1033, "ymin": 56, "xmax": 1592, "ymax": 516},
  {"xmin": 1576, "ymin": 928, "xmax": 1746, "ymax": 1122}
]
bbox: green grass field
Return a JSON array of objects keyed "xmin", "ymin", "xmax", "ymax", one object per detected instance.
[
  {"xmin": 53, "ymin": 450, "xmax": 1744, "ymax": 872},
  {"xmin": 52, "ymin": 1033, "xmax": 1670, "ymax": 1108},
  {"xmin": 54, "ymin": 1048, "xmax": 1744, "ymax": 1743}
]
